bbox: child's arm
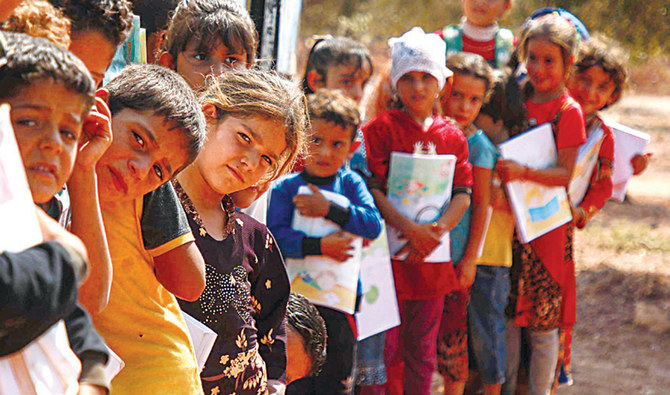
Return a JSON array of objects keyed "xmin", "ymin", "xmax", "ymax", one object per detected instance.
[
  {"xmin": 631, "ymin": 152, "xmax": 652, "ymax": 176},
  {"xmin": 142, "ymin": 184, "xmax": 205, "ymax": 302},
  {"xmin": 497, "ymin": 145, "xmax": 578, "ymax": 187},
  {"xmin": 574, "ymin": 130, "xmax": 615, "ymax": 229},
  {"xmin": 64, "ymin": 306, "xmax": 111, "ymax": 394},
  {"xmin": 68, "ymin": 97, "xmax": 113, "ymax": 314},
  {"xmin": 457, "ymin": 166, "xmax": 492, "ymax": 288}
]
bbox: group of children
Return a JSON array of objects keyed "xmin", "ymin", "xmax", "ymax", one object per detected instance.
[{"xmin": 0, "ymin": 0, "xmax": 650, "ymax": 395}]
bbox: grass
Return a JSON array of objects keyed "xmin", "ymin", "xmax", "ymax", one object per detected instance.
[{"xmin": 583, "ymin": 219, "xmax": 670, "ymax": 253}]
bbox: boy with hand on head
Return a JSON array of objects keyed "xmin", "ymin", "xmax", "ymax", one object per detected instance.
[
  {"xmin": 269, "ymin": 89, "xmax": 383, "ymax": 395},
  {"xmin": 437, "ymin": 0, "xmax": 514, "ymax": 69},
  {"xmin": 89, "ymin": 64, "xmax": 207, "ymax": 394},
  {"xmin": 0, "ymin": 31, "xmax": 112, "ymax": 394}
]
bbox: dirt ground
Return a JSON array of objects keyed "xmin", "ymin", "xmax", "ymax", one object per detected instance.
[{"xmin": 431, "ymin": 93, "xmax": 670, "ymax": 394}]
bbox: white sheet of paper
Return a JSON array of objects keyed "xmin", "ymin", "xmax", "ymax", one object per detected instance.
[
  {"xmin": 386, "ymin": 152, "xmax": 456, "ymax": 262},
  {"xmin": 0, "ymin": 104, "xmax": 42, "ymax": 252},
  {"xmin": 355, "ymin": 222, "xmax": 400, "ymax": 340},
  {"xmin": 182, "ymin": 312, "xmax": 218, "ymax": 373},
  {"xmin": 499, "ymin": 123, "xmax": 572, "ymax": 243},
  {"xmin": 287, "ymin": 186, "xmax": 362, "ymax": 314},
  {"xmin": 0, "ymin": 321, "xmax": 80, "ymax": 395},
  {"xmin": 606, "ymin": 120, "xmax": 651, "ymax": 201},
  {"xmin": 568, "ymin": 124, "xmax": 605, "ymax": 206}
]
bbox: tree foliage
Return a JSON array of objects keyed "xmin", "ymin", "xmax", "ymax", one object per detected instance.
[{"xmin": 300, "ymin": 0, "xmax": 670, "ymax": 62}]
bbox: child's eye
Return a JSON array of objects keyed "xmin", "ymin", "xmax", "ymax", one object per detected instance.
[
  {"xmin": 238, "ymin": 132, "xmax": 251, "ymax": 143},
  {"xmin": 261, "ymin": 155, "xmax": 273, "ymax": 166},
  {"xmin": 194, "ymin": 53, "xmax": 208, "ymax": 61},
  {"xmin": 60, "ymin": 129, "xmax": 77, "ymax": 142},
  {"xmin": 340, "ymin": 78, "xmax": 354, "ymax": 87},
  {"xmin": 16, "ymin": 118, "xmax": 37, "ymax": 127},
  {"xmin": 312, "ymin": 136, "xmax": 322, "ymax": 144},
  {"xmin": 132, "ymin": 131, "xmax": 145, "ymax": 147},
  {"xmin": 153, "ymin": 165, "xmax": 164, "ymax": 180},
  {"xmin": 333, "ymin": 141, "xmax": 344, "ymax": 148},
  {"xmin": 225, "ymin": 57, "xmax": 240, "ymax": 66}
]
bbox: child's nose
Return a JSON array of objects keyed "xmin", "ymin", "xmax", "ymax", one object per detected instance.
[
  {"xmin": 128, "ymin": 155, "xmax": 152, "ymax": 180},
  {"xmin": 38, "ymin": 125, "xmax": 65, "ymax": 155}
]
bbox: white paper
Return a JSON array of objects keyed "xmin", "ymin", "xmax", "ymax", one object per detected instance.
[
  {"xmin": 0, "ymin": 321, "xmax": 80, "ymax": 395},
  {"xmin": 606, "ymin": 120, "xmax": 651, "ymax": 201},
  {"xmin": 0, "ymin": 104, "xmax": 42, "ymax": 252},
  {"xmin": 355, "ymin": 222, "xmax": 400, "ymax": 340},
  {"xmin": 286, "ymin": 186, "xmax": 362, "ymax": 314},
  {"xmin": 568, "ymin": 123, "xmax": 605, "ymax": 206},
  {"xmin": 181, "ymin": 312, "xmax": 218, "ymax": 373},
  {"xmin": 103, "ymin": 346, "xmax": 125, "ymax": 382},
  {"xmin": 386, "ymin": 152, "xmax": 456, "ymax": 262},
  {"xmin": 499, "ymin": 123, "xmax": 572, "ymax": 243}
]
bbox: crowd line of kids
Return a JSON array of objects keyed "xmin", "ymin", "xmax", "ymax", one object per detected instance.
[{"xmin": 0, "ymin": 0, "xmax": 651, "ymax": 394}]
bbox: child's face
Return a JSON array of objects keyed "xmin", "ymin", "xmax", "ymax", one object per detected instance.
[
  {"xmin": 304, "ymin": 119, "xmax": 356, "ymax": 178},
  {"xmin": 461, "ymin": 0, "xmax": 511, "ymax": 27},
  {"xmin": 9, "ymin": 81, "xmax": 87, "ymax": 204},
  {"xmin": 525, "ymin": 39, "xmax": 569, "ymax": 97},
  {"xmin": 320, "ymin": 60, "xmax": 372, "ymax": 104},
  {"xmin": 69, "ymin": 30, "xmax": 118, "ymax": 88},
  {"xmin": 443, "ymin": 73, "xmax": 487, "ymax": 129},
  {"xmin": 567, "ymin": 65, "xmax": 617, "ymax": 117},
  {"xmin": 195, "ymin": 108, "xmax": 287, "ymax": 195},
  {"xmin": 396, "ymin": 71, "xmax": 440, "ymax": 120},
  {"xmin": 172, "ymin": 38, "xmax": 248, "ymax": 90},
  {"xmin": 96, "ymin": 109, "xmax": 190, "ymax": 202}
]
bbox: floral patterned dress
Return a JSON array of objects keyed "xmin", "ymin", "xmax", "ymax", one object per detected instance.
[{"xmin": 175, "ymin": 182, "xmax": 290, "ymax": 395}]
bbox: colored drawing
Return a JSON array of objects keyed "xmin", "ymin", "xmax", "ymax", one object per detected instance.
[
  {"xmin": 499, "ymin": 123, "xmax": 572, "ymax": 243},
  {"xmin": 355, "ymin": 222, "xmax": 400, "ymax": 340},
  {"xmin": 286, "ymin": 186, "xmax": 362, "ymax": 314},
  {"xmin": 386, "ymin": 152, "xmax": 456, "ymax": 262},
  {"xmin": 568, "ymin": 123, "xmax": 605, "ymax": 206}
]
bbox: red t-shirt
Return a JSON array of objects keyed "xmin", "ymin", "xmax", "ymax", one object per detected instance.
[{"xmin": 362, "ymin": 110, "xmax": 473, "ymax": 300}]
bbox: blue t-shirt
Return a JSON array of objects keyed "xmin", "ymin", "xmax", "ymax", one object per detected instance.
[{"xmin": 450, "ymin": 130, "xmax": 498, "ymax": 265}]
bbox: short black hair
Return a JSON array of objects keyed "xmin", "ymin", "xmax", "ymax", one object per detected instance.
[
  {"xmin": 302, "ymin": 36, "xmax": 372, "ymax": 95},
  {"xmin": 0, "ymin": 32, "xmax": 95, "ymax": 113},
  {"xmin": 62, "ymin": 0, "xmax": 134, "ymax": 47},
  {"xmin": 105, "ymin": 64, "xmax": 206, "ymax": 170},
  {"xmin": 307, "ymin": 89, "xmax": 360, "ymax": 142},
  {"xmin": 287, "ymin": 293, "xmax": 327, "ymax": 377}
]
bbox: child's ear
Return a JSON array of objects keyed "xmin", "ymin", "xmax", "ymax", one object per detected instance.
[
  {"xmin": 159, "ymin": 52, "xmax": 175, "ymax": 70},
  {"xmin": 307, "ymin": 70, "xmax": 325, "ymax": 92},
  {"xmin": 95, "ymin": 88, "xmax": 110, "ymax": 105},
  {"xmin": 201, "ymin": 102, "xmax": 218, "ymax": 121}
]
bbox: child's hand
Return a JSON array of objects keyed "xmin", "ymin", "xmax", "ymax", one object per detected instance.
[
  {"xmin": 495, "ymin": 159, "xmax": 526, "ymax": 182},
  {"xmin": 400, "ymin": 222, "xmax": 444, "ymax": 263},
  {"xmin": 456, "ymin": 255, "xmax": 476, "ymax": 290},
  {"xmin": 293, "ymin": 184, "xmax": 331, "ymax": 218},
  {"xmin": 631, "ymin": 152, "xmax": 652, "ymax": 175},
  {"xmin": 76, "ymin": 97, "xmax": 113, "ymax": 169},
  {"xmin": 571, "ymin": 205, "xmax": 588, "ymax": 229},
  {"xmin": 321, "ymin": 232, "xmax": 355, "ymax": 262}
]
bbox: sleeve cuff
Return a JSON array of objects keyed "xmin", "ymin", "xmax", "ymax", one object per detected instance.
[
  {"xmin": 78, "ymin": 351, "xmax": 111, "ymax": 392},
  {"xmin": 453, "ymin": 186, "xmax": 472, "ymax": 197},
  {"xmin": 325, "ymin": 203, "xmax": 350, "ymax": 227},
  {"xmin": 301, "ymin": 237, "xmax": 322, "ymax": 256},
  {"xmin": 146, "ymin": 232, "xmax": 195, "ymax": 257}
]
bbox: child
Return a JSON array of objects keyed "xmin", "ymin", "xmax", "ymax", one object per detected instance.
[
  {"xmin": 269, "ymin": 89, "xmax": 383, "ymax": 395},
  {"xmin": 285, "ymin": 293, "xmax": 328, "ymax": 387},
  {"xmin": 89, "ymin": 64, "xmax": 207, "ymax": 394},
  {"xmin": 362, "ymin": 27, "xmax": 472, "ymax": 395},
  {"xmin": 160, "ymin": 0, "xmax": 257, "ymax": 90},
  {"xmin": 437, "ymin": 0, "xmax": 514, "ymax": 69},
  {"xmin": 301, "ymin": 36, "xmax": 373, "ymax": 177},
  {"xmin": 61, "ymin": 0, "xmax": 134, "ymax": 87},
  {"xmin": 495, "ymin": 15, "xmax": 586, "ymax": 394},
  {"xmin": 0, "ymin": 31, "xmax": 111, "ymax": 393},
  {"xmin": 558, "ymin": 36, "xmax": 626, "ymax": 387},
  {"xmin": 0, "ymin": 0, "xmax": 71, "ymax": 49},
  {"xmin": 176, "ymin": 68, "xmax": 309, "ymax": 395},
  {"xmin": 436, "ymin": 52, "xmax": 496, "ymax": 395}
]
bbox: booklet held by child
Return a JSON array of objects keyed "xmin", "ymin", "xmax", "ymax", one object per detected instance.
[
  {"xmin": 499, "ymin": 123, "xmax": 572, "ymax": 243},
  {"xmin": 385, "ymin": 151, "xmax": 456, "ymax": 262},
  {"xmin": 606, "ymin": 120, "xmax": 651, "ymax": 201},
  {"xmin": 286, "ymin": 186, "xmax": 362, "ymax": 314},
  {"xmin": 568, "ymin": 122, "xmax": 605, "ymax": 206}
]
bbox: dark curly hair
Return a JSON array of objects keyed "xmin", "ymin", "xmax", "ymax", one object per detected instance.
[
  {"xmin": 307, "ymin": 89, "xmax": 360, "ymax": 142},
  {"xmin": 62, "ymin": 0, "xmax": 133, "ymax": 47},
  {"xmin": 287, "ymin": 293, "xmax": 327, "ymax": 377}
]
